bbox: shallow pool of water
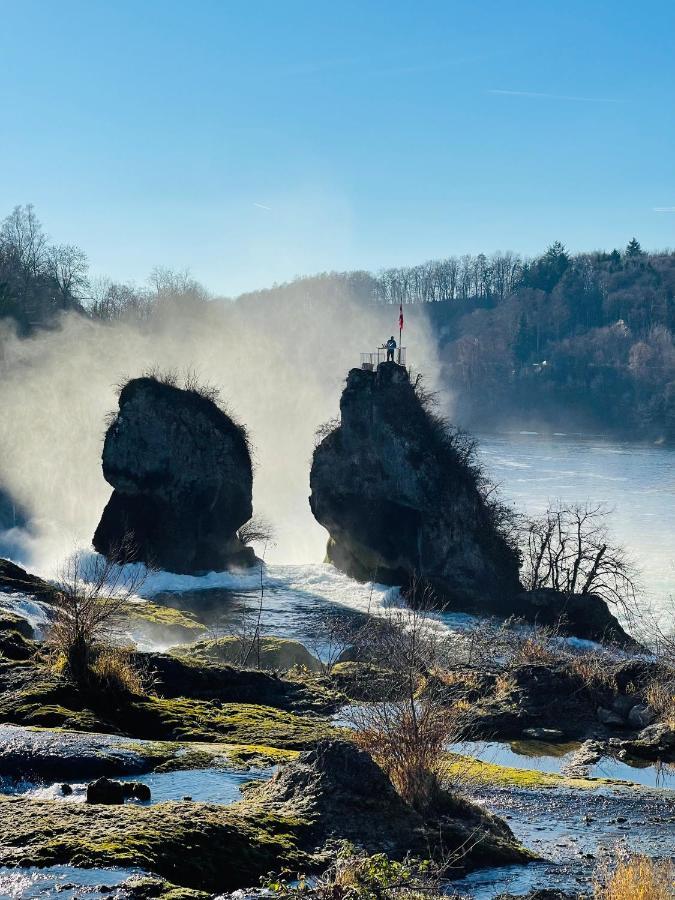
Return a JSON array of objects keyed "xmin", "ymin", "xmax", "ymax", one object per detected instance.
[
  {"xmin": 0, "ymin": 865, "xmax": 139, "ymax": 898},
  {"xmin": 449, "ymin": 781, "xmax": 675, "ymax": 898},
  {"xmin": 1, "ymin": 765, "xmax": 272, "ymax": 805},
  {"xmin": 448, "ymin": 740, "xmax": 675, "ymax": 789}
]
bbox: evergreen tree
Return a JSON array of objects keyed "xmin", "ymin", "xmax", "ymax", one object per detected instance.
[
  {"xmin": 524, "ymin": 241, "xmax": 570, "ymax": 293},
  {"xmin": 626, "ymin": 237, "xmax": 643, "ymax": 257},
  {"xmin": 513, "ymin": 313, "xmax": 534, "ymax": 364}
]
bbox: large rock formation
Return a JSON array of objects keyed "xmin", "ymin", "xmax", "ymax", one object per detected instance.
[
  {"xmin": 310, "ymin": 362, "xmax": 635, "ymax": 644},
  {"xmin": 93, "ymin": 377, "xmax": 255, "ymax": 573},
  {"xmin": 310, "ymin": 362, "xmax": 522, "ymax": 612}
]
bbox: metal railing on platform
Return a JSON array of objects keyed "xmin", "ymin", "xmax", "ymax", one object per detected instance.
[{"xmin": 360, "ymin": 347, "xmax": 406, "ymax": 370}]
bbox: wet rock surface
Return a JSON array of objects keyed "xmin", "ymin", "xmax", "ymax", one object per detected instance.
[
  {"xmin": 86, "ymin": 777, "xmax": 151, "ymax": 804},
  {"xmin": 0, "ymin": 725, "xmax": 153, "ymax": 780},
  {"xmin": 615, "ymin": 722, "xmax": 675, "ymax": 761},
  {"xmin": 93, "ymin": 377, "xmax": 256, "ymax": 574},
  {"xmin": 0, "ymin": 559, "xmax": 52, "ymax": 599}
]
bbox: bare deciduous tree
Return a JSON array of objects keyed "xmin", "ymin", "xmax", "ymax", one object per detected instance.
[
  {"xmin": 47, "ymin": 243, "xmax": 89, "ymax": 306},
  {"xmin": 520, "ymin": 501, "xmax": 639, "ymax": 615}
]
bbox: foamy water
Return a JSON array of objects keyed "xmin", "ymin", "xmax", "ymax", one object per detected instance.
[{"xmin": 2, "ymin": 433, "xmax": 673, "ymax": 636}]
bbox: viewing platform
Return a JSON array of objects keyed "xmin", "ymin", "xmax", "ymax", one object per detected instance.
[{"xmin": 360, "ymin": 346, "xmax": 406, "ymax": 370}]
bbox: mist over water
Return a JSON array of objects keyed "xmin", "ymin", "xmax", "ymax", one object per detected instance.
[
  {"xmin": 0, "ymin": 292, "xmax": 441, "ymax": 574},
  {"xmin": 1, "ymin": 292, "xmax": 673, "ymax": 627}
]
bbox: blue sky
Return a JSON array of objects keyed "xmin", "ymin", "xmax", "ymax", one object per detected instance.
[{"xmin": 1, "ymin": 0, "xmax": 673, "ymax": 296}]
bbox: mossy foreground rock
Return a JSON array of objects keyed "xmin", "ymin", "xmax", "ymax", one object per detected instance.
[
  {"xmin": 247, "ymin": 739, "xmax": 532, "ymax": 870},
  {"xmin": 0, "ymin": 794, "xmax": 307, "ymax": 893},
  {"xmin": 310, "ymin": 362, "xmax": 521, "ymax": 610},
  {"xmin": 0, "ymin": 740, "xmax": 529, "ymax": 892},
  {"xmin": 93, "ymin": 377, "xmax": 255, "ymax": 573}
]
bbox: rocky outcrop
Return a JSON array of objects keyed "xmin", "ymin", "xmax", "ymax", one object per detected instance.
[
  {"xmin": 247, "ymin": 739, "xmax": 532, "ymax": 871},
  {"xmin": 615, "ymin": 722, "xmax": 675, "ymax": 762},
  {"xmin": 0, "ymin": 724, "xmax": 152, "ymax": 779},
  {"xmin": 310, "ymin": 362, "xmax": 521, "ymax": 612},
  {"xmin": 309, "ymin": 363, "xmax": 634, "ymax": 644},
  {"xmin": 93, "ymin": 377, "xmax": 255, "ymax": 574},
  {"xmin": 87, "ymin": 775, "xmax": 126, "ymax": 804},
  {"xmin": 514, "ymin": 588, "xmax": 635, "ymax": 646},
  {"xmin": 0, "ymin": 557, "xmax": 51, "ymax": 597}
]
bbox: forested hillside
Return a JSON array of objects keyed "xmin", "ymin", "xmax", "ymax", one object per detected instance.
[
  {"xmin": 2, "ymin": 204, "xmax": 673, "ymax": 440},
  {"xmin": 232, "ymin": 241, "xmax": 675, "ymax": 440},
  {"xmin": 425, "ymin": 241, "xmax": 675, "ymax": 439}
]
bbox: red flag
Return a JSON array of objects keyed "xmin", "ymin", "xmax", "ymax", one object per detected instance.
[{"xmin": 399, "ymin": 303, "xmax": 404, "ymax": 331}]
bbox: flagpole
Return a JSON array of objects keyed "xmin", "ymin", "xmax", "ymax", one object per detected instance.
[{"xmin": 398, "ymin": 303, "xmax": 403, "ymax": 364}]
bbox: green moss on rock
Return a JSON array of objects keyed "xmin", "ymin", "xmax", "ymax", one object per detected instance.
[
  {"xmin": 122, "ymin": 601, "xmax": 206, "ymax": 644},
  {"xmin": 0, "ymin": 611, "xmax": 35, "ymax": 639},
  {"xmin": 173, "ymin": 636, "xmax": 322, "ymax": 673},
  {"xmin": 121, "ymin": 874, "xmax": 210, "ymax": 899},
  {"xmin": 441, "ymin": 752, "xmax": 632, "ymax": 790},
  {"xmin": 125, "ymin": 697, "xmax": 336, "ymax": 748},
  {"xmin": 0, "ymin": 796, "xmax": 309, "ymax": 893}
]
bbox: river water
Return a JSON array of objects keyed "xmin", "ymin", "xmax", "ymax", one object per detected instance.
[
  {"xmin": 133, "ymin": 432, "xmax": 675, "ymax": 647},
  {"xmin": 478, "ymin": 432, "xmax": 675, "ymax": 626}
]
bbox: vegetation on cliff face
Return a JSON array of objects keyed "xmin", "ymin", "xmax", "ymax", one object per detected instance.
[{"xmin": 310, "ymin": 362, "xmax": 521, "ymax": 611}]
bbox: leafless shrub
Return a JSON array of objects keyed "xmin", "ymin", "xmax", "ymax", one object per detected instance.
[
  {"xmin": 314, "ymin": 416, "xmax": 340, "ymax": 446},
  {"xmin": 459, "ymin": 615, "xmax": 622, "ymax": 694},
  {"xmin": 237, "ymin": 515, "xmax": 276, "ymax": 548},
  {"xmin": 48, "ymin": 542, "xmax": 148, "ymax": 688},
  {"xmin": 520, "ymin": 501, "xmax": 640, "ymax": 617},
  {"xmin": 459, "ymin": 616, "xmax": 563, "ymax": 669},
  {"xmin": 345, "ymin": 595, "xmax": 474, "ymax": 811},
  {"xmin": 305, "ymin": 612, "xmax": 356, "ymax": 674},
  {"xmin": 141, "ymin": 365, "xmax": 178, "ymax": 388},
  {"xmin": 182, "ymin": 366, "xmax": 221, "ymax": 404}
]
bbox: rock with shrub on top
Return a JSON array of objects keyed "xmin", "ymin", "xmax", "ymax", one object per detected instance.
[{"xmin": 94, "ymin": 375, "xmax": 256, "ymax": 574}]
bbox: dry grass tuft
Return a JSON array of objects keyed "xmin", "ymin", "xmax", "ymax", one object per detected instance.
[
  {"xmin": 594, "ymin": 854, "xmax": 674, "ymax": 900},
  {"xmin": 509, "ymin": 634, "xmax": 560, "ymax": 667},
  {"xmin": 89, "ymin": 646, "xmax": 148, "ymax": 696},
  {"xmin": 568, "ymin": 651, "xmax": 617, "ymax": 692},
  {"xmin": 646, "ymin": 679, "xmax": 675, "ymax": 728}
]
